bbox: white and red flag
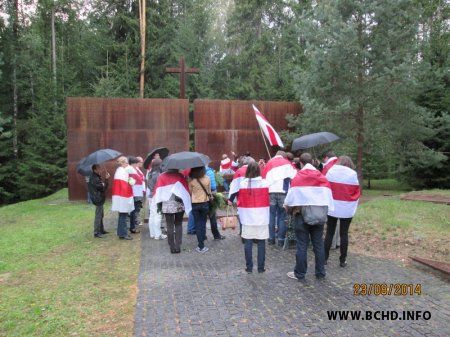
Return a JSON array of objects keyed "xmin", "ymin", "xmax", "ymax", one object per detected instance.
[
  {"xmin": 228, "ymin": 165, "xmax": 248, "ymax": 198},
  {"xmin": 284, "ymin": 164, "xmax": 334, "ymax": 210},
  {"xmin": 322, "ymin": 157, "xmax": 338, "ymax": 176},
  {"xmin": 111, "ymin": 166, "xmax": 135, "ymax": 213},
  {"xmin": 326, "ymin": 165, "xmax": 361, "ymax": 218},
  {"xmin": 151, "ymin": 171, "xmax": 192, "ymax": 214},
  {"xmin": 262, "ymin": 155, "xmax": 297, "ymax": 192},
  {"xmin": 129, "ymin": 166, "xmax": 145, "ymax": 197},
  {"xmin": 236, "ymin": 177, "xmax": 270, "ymax": 226},
  {"xmin": 252, "ymin": 104, "xmax": 284, "ymax": 147}
]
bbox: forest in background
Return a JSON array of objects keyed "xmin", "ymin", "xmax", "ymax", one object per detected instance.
[{"xmin": 0, "ymin": 0, "xmax": 448, "ymax": 204}]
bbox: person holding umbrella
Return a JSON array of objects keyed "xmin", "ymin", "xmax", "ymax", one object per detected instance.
[
  {"xmin": 88, "ymin": 164, "xmax": 110, "ymax": 238},
  {"xmin": 151, "ymin": 169, "xmax": 192, "ymax": 253},
  {"xmin": 111, "ymin": 156, "xmax": 135, "ymax": 240},
  {"xmin": 188, "ymin": 166, "xmax": 212, "ymax": 253}
]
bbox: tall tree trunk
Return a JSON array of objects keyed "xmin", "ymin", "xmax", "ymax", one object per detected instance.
[
  {"xmin": 51, "ymin": 8, "xmax": 57, "ymax": 85},
  {"xmin": 12, "ymin": 0, "xmax": 19, "ymax": 159},
  {"xmin": 356, "ymin": 12, "xmax": 365, "ymax": 184},
  {"xmin": 139, "ymin": 0, "xmax": 146, "ymax": 98}
]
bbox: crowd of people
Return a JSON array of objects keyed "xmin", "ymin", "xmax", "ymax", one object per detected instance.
[{"xmin": 87, "ymin": 148, "xmax": 361, "ymax": 280}]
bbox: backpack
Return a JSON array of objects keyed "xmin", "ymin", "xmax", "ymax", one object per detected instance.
[{"xmin": 301, "ymin": 205, "xmax": 328, "ymax": 225}]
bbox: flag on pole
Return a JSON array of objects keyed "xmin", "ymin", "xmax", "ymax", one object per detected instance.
[{"xmin": 252, "ymin": 104, "xmax": 284, "ymax": 147}]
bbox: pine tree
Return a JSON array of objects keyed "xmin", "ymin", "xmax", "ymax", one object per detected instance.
[{"xmin": 288, "ymin": 0, "xmax": 434, "ymax": 181}]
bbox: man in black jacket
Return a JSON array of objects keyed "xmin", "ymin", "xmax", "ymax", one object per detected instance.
[{"xmin": 88, "ymin": 164, "xmax": 110, "ymax": 238}]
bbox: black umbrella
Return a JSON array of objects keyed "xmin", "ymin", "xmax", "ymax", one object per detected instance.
[
  {"xmin": 76, "ymin": 148, "xmax": 122, "ymax": 176},
  {"xmin": 161, "ymin": 151, "xmax": 211, "ymax": 171},
  {"xmin": 291, "ymin": 132, "xmax": 340, "ymax": 151},
  {"xmin": 143, "ymin": 147, "xmax": 169, "ymax": 169},
  {"xmin": 76, "ymin": 158, "xmax": 92, "ymax": 176}
]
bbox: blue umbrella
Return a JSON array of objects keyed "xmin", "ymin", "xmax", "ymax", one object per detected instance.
[{"xmin": 76, "ymin": 148, "xmax": 122, "ymax": 176}]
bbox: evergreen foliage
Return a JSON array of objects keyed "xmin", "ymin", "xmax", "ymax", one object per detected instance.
[{"xmin": 0, "ymin": 0, "xmax": 448, "ymax": 203}]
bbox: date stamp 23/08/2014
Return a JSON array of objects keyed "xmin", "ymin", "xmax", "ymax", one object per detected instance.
[{"xmin": 353, "ymin": 283, "xmax": 422, "ymax": 296}]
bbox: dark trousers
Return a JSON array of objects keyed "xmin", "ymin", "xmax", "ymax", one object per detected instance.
[
  {"xmin": 294, "ymin": 214, "xmax": 326, "ymax": 279},
  {"xmin": 209, "ymin": 212, "xmax": 222, "ymax": 239},
  {"xmin": 192, "ymin": 202, "xmax": 209, "ymax": 249},
  {"xmin": 165, "ymin": 212, "xmax": 184, "ymax": 251},
  {"xmin": 244, "ymin": 239, "xmax": 265, "ymax": 272},
  {"xmin": 129, "ymin": 199, "xmax": 143, "ymax": 231},
  {"xmin": 324, "ymin": 216, "xmax": 352, "ymax": 263},
  {"xmin": 94, "ymin": 204, "xmax": 105, "ymax": 234},
  {"xmin": 117, "ymin": 212, "xmax": 129, "ymax": 238}
]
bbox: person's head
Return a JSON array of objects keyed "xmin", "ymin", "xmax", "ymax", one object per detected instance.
[
  {"xmin": 116, "ymin": 156, "xmax": 129, "ymax": 167},
  {"xmin": 293, "ymin": 157, "xmax": 301, "ymax": 170},
  {"xmin": 337, "ymin": 155, "xmax": 355, "ymax": 170},
  {"xmin": 276, "ymin": 150, "xmax": 287, "ymax": 159},
  {"xmin": 239, "ymin": 155, "xmax": 256, "ymax": 167},
  {"xmin": 299, "ymin": 153, "xmax": 313, "ymax": 166},
  {"xmin": 222, "ymin": 154, "xmax": 228, "ymax": 159},
  {"xmin": 151, "ymin": 158, "xmax": 162, "ymax": 171},
  {"xmin": 322, "ymin": 150, "xmax": 336, "ymax": 161},
  {"xmin": 245, "ymin": 161, "xmax": 261, "ymax": 179},
  {"xmin": 189, "ymin": 166, "xmax": 206, "ymax": 179},
  {"xmin": 286, "ymin": 152, "xmax": 294, "ymax": 161},
  {"xmin": 136, "ymin": 156, "xmax": 144, "ymax": 168},
  {"xmin": 128, "ymin": 156, "xmax": 139, "ymax": 166},
  {"xmin": 92, "ymin": 164, "xmax": 101, "ymax": 175}
]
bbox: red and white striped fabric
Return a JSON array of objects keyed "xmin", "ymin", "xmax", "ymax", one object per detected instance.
[
  {"xmin": 220, "ymin": 157, "xmax": 232, "ymax": 171},
  {"xmin": 228, "ymin": 165, "xmax": 248, "ymax": 198},
  {"xmin": 284, "ymin": 164, "xmax": 334, "ymax": 211},
  {"xmin": 253, "ymin": 104, "xmax": 284, "ymax": 147},
  {"xmin": 129, "ymin": 166, "xmax": 145, "ymax": 197},
  {"xmin": 326, "ymin": 165, "xmax": 361, "ymax": 218},
  {"xmin": 111, "ymin": 166, "xmax": 135, "ymax": 213},
  {"xmin": 151, "ymin": 172, "xmax": 192, "ymax": 215},
  {"xmin": 236, "ymin": 177, "xmax": 270, "ymax": 226},
  {"xmin": 262, "ymin": 155, "xmax": 297, "ymax": 193},
  {"xmin": 322, "ymin": 157, "xmax": 338, "ymax": 175}
]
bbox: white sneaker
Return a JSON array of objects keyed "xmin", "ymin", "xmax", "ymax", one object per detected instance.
[
  {"xmin": 154, "ymin": 234, "xmax": 167, "ymax": 240},
  {"xmin": 195, "ymin": 246, "xmax": 209, "ymax": 253},
  {"xmin": 287, "ymin": 271, "xmax": 299, "ymax": 280}
]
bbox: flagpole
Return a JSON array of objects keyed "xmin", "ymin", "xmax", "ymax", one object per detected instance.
[{"xmin": 258, "ymin": 125, "xmax": 272, "ymax": 160}]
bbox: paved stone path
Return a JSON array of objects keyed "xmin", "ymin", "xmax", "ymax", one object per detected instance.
[{"xmin": 132, "ymin": 220, "xmax": 450, "ymax": 337}]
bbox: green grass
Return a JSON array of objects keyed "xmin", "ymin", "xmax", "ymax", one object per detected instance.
[
  {"xmin": 355, "ymin": 196, "xmax": 450, "ymax": 233},
  {"xmin": 362, "ymin": 178, "xmax": 411, "ymax": 197},
  {"xmin": 0, "ymin": 189, "xmax": 140, "ymax": 337}
]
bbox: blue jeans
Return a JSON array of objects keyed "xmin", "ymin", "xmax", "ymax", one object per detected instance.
[
  {"xmin": 244, "ymin": 239, "xmax": 265, "ymax": 272},
  {"xmin": 117, "ymin": 212, "xmax": 129, "ymax": 238},
  {"xmin": 294, "ymin": 214, "xmax": 326, "ymax": 279},
  {"xmin": 187, "ymin": 212, "xmax": 196, "ymax": 234},
  {"xmin": 222, "ymin": 179, "xmax": 230, "ymax": 192},
  {"xmin": 269, "ymin": 193, "xmax": 287, "ymax": 242},
  {"xmin": 192, "ymin": 202, "xmax": 209, "ymax": 249}
]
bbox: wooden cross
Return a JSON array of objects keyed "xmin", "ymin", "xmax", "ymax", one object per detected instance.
[{"xmin": 166, "ymin": 57, "xmax": 199, "ymax": 99}]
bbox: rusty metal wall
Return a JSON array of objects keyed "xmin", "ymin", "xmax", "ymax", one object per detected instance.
[
  {"xmin": 67, "ymin": 97, "xmax": 189, "ymax": 200},
  {"xmin": 194, "ymin": 100, "xmax": 302, "ymax": 170}
]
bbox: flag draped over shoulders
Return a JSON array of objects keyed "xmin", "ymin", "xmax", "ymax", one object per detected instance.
[
  {"xmin": 326, "ymin": 165, "xmax": 360, "ymax": 218},
  {"xmin": 112, "ymin": 166, "xmax": 134, "ymax": 213},
  {"xmin": 151, "ymin": 172, "xmax": 192, "ymax": 214},
  {"xmin": 228, "ymin": 165, "xmax": 248, "ymax": 198},
  {"xmin": 322, "ymin": 157, "xmax": 338, "ymax": 175},
  {"xmin": 237, "ymin": 177, "xmax": 270, "ymax": 226},
  {"xmin": 253, "ymin": 104, "xmax": 284, "ymax": 147},
  {"xmin": 129, "ymin": 166, "xmax": 145, "ymax": 197},
  {"xmin": 284, "ymin": 164, "xmax": 334, "ymax": 210},
  {"xmin": 262, "ymin": 156, "xmax": 297, "ymax": 192}
]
